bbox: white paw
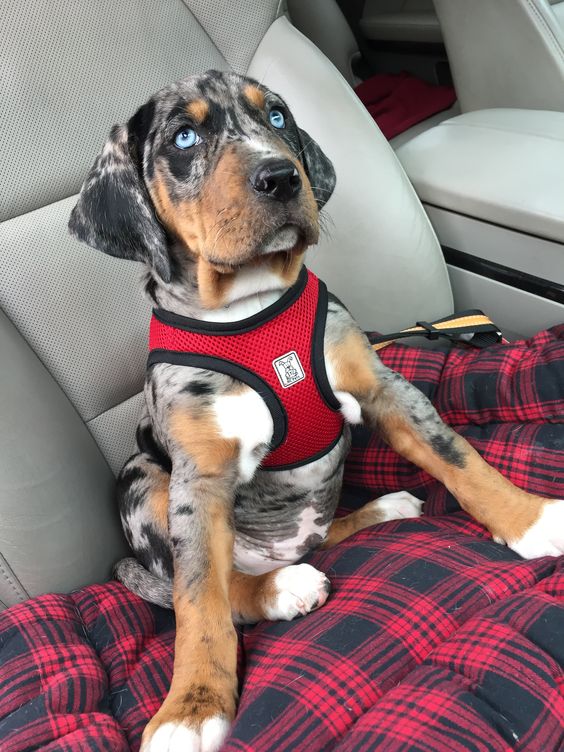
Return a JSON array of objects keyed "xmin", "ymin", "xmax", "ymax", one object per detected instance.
[
  {"xmin": 369, "ymin": 491, "xmax": 424, "ymax": 521},
  {"xmin": 509, "ymin": 500, "xmax": 564, "ymax": 559},
  {"xmin": 142, "ymin": 717, "xmax": 230, "ymax": 752},
  {"xmin": 264, "ymin": 563, "xmax": 331, "ymax": 621}
]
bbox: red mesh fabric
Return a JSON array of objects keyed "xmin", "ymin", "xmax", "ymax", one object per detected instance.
[{"xmin": 149, "ymin": 270, "xmax": 343, "ymax": 468}]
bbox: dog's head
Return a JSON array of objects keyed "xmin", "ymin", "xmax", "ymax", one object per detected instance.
[{"xmin": 69, "ymin": 70, "xmax": 335, "ymax": 306}]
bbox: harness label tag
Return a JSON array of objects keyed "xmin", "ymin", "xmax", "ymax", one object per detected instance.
[{"xmin": 272, "ymin": 351, "xmax": 305, "ymax": 388}]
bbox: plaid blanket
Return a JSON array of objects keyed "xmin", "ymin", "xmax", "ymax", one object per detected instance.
[{"xmin": 1, "ymin": 326, "xmax": 563, "ymax": 752}]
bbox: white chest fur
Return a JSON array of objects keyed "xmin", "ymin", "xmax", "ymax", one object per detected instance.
[{"xmin": 213, "ymin": 389, "xmax": 274, "ymax": 483}]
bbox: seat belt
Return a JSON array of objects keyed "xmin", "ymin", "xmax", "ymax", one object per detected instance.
[{"xmin": 371, "ymin": 309, "xmax": 504, "ymax": 352}]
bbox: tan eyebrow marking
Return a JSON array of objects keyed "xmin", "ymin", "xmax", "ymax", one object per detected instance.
[
  {"xmin": 186, "ymin": 98, "xmax": 209, "ymax": 124},
  {"xmin": 243, "ymin": 84, "xmax": 266, "ymax": 109}
]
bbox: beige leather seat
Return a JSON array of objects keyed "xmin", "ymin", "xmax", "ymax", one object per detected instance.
[
  {"xmin": 0, "ymin": 0, "xmax": 453, "ymax": 609},
  {"xmin": 287, "ymin": 0, "xmax": 360, "ymax": 86},
  {"xmin": 434, "ymin": 0, "xmax": 564, "ymax": 112}
]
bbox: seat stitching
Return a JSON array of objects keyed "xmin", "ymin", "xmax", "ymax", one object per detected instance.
[
  {"xmin": 0, "ymin": 554, "xmax": 28, "ymax": 602},
  {"xmin": 525, "ymin": 0, "xmax": 564, "ymax": 64},
  {"xmin": 86, "ymin": 390, "xmax": 144, "ymax": 424}
]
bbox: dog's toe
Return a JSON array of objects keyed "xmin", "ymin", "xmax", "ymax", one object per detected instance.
[
  {"xmin": 142, "ymin": 722, "xmax": 197, "ymax": 752},
  {"xmin": 141, "ymin": 717, "xmax": 230, "ymax": 752},
  {"xmin": 368, "ymin": 491, "xmax": 424, "ymax": 521},
  {"xmin": 508, "ymin": 499, "xmax": 564, "ymax": 559},
  {"xmin": 264, "ymin": 563, "xmax": 331, "ymax": 621}
]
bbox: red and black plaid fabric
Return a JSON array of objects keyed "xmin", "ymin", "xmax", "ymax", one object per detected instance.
[
  {"xmin": 1, "ymin": 326, "xmax": 563, "ymax": 751},
  {"xmin": 344, "ymin": 324, "xmax": 564, "ymax": 515}
]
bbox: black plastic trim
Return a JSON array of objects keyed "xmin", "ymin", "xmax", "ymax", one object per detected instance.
[
  {"xmin": 311, "ymin": 280, "xmax": 342, "ymax": 411},
  {"xmin": 366, "ymin": 39, "xmax": 447, "ymax": 57},
  {"xmin": 152, "ymin": 266, "xmax": 308, "ymax": 335},
  {"xmin": 443, "ymin": 247, "xmax": 564, "ymax": 304},
  {"xmin": 259, "ymin": 428, "xmax": 345, "ymax": 472},
  {"xmin": 147, "ymin": 351, "xmax": 287, "ymax": 450}
]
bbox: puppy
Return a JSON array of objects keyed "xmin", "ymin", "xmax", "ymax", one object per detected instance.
[{"xmin": 69, "ymin": 70, "xmax": 564, "ymax": 752}]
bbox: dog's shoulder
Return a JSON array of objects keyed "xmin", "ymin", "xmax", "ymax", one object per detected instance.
[{"xmin": 146, "ymin": 363, "xmax": 274, "ymax": 481}]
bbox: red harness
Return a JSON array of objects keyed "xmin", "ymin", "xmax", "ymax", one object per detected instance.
[{"xmin": 148, "ymin": 268, "xmax": 344, "ymax": 470}]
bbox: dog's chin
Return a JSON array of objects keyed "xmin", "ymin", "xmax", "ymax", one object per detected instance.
[
  {"xmin": 258, "ymin": 224, "xmax": 303, "ymax": 255},
  {"xmin": 204, "ymin": 224, "xmax": 313, "ymax": 274}
]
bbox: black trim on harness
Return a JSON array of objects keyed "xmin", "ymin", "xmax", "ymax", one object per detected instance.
[
  {"xmin": 311, "ymin": 279, "xmax": 343, "ymax": 412},
  {"xmin": 147, "ymin": 351, "xmax": 288, "ymax": 450},
  {"xmin": 152, "ymin": 266, "xmax": 308, "ymax": 335},
  {"xmin": 147, "ymin": 351, "xmax": 344, "ymax": 472},
  {"xmin": 258, "ymin": 428, "xmax": 345, "ymax": 472}
]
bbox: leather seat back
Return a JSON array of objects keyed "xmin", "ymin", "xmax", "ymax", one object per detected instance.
[
  {"xmin": 0, "ymin": 1, "xmax": 451, "ymax": 606},
  {"xmin": 434, "ymin": 0, "xmax": 564, "ymax": 112},
  {"xmin": 287, "ymin": 0, "xmax": 359, "ymax": 85}
]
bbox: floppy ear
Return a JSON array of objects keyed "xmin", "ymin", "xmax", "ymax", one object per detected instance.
[
  {"xmin": 297, "ymin": 128, "xmax": 336, "ymax": 210},
  {"xmin": 68, "ymin": 123, "xmax": 172, "ymax": 283}
]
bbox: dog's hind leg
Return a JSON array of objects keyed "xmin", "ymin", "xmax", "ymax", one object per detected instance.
[
  {"xmin": 230, "ymin": 567, "xmax": 331, "ymax": 623},
  {"xmin": 116, "ymin": 436, "xmax": 174, "ymax": 587},
  {"xmin": 115, "ymin": 560, "xmax": 331, "ymax": 623},
  {"xmin": 320, "ymin": 491, "xmax": 423, "ymax": 549}
]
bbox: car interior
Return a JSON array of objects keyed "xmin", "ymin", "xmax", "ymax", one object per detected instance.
[{"xmin": 1, "ymin": 1, "xmax": 563, "ymax": 750}]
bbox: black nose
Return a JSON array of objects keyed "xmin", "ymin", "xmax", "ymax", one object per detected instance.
[{"xmin": 250, "ymin": 159, "xmax": 301, "ymax": 201}]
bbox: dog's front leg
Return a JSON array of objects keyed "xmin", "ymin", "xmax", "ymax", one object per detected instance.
[
  {"xmin": 141, "ymin": 454, "xmax": 238, "ymax": 751},
  {"xmin": 326, "ymin": 323, "xmax": 564, "ymax": 558}
]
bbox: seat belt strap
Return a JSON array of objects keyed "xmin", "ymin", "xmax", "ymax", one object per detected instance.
[{"xmin": 371, "ymin": 309, "xmax": 504, "ymax": 351}]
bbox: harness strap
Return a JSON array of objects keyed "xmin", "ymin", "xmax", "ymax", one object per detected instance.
[{"xmin": 371, "ymin": 309, "xmax": 504, "ymax": 351}]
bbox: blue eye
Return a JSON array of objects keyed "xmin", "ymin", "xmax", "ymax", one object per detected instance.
[
  {"xmin": 269, "ymin": 109, "xmax": 286, "ymax": 129},
  {"xmin": 174, "ymin": 128, "xmax": 200, "ymax": 149}
]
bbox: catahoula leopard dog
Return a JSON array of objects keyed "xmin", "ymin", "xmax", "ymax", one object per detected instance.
[{"xmin": 69, "ymin": 70, "xmax": 564, "ymax": 752}]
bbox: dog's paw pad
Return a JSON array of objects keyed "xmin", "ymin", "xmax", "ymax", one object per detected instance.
[
  {"xmin": 509, "ymin": 500, "xmax": 564, "ymax": 559},
  {"xmin": 369, "ymin": 491, "xmax": 424, "ymax": 521},
  {"xmin": 265, "ymin": 564, "xmax": 331, "ymax": 621},
  {"xmin": 142, "ymin": 717, "xmax": 229, "ymax": 752}
]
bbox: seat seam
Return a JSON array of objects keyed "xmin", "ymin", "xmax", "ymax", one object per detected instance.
[
  {"xmin": 178, "ymin": 0, "xmax": 232, "ymax": 70},
  {"xmin": 0, "ymin": 301, "xmax": 93, "ymax": 428},
  {"xmin": 525, "ymin": 0, "xmax": 564, "ymax": 64},
  {"xmin": 0, "ymin": 301, "xmax": 114, "ymax": 477},
  {"xmin": 0, "ymin": 553, "xmax": 29, "ymax": 603},
  {"xmin": 86, "ymin": 390, "xmax": 144, "ymax": 424},
  {"xmin": 1, "ymin": 189, "xmax": 80, "ymax": 225},
  {"xmin": 440, "ymin": 120, "xmax": 564, "ymax": 145}
]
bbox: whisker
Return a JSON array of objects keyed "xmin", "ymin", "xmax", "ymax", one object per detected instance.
[
  {"xmin": 257, "ymin": 58, "xmax": 275, "ymax": 88},
  {"xmin": 294, "ymin": 137, "xmax": 313, "ymax": 162},
  {"xmin": 318, "ymin": 209, "xmax": 335, "ymax": 241},
  {"xmin": 210, "ymin": 214, "xmax": 238, "ymax": 256}
]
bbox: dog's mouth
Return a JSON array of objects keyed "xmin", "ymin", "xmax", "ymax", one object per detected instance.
[{"xmin": 258, "ymin": 223, "xmax": 302, "ymax": 255}]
